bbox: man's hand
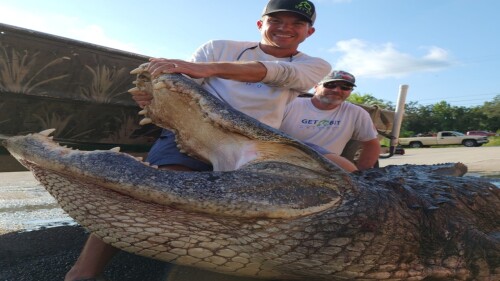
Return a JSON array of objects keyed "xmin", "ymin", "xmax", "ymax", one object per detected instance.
[
  {"xmin": 147, "ymin": 58, "xmax": 211, "ymax": 79},
  {"xmin": 129, "ymin": 89, "xmax": 153, "ymax": 108}
]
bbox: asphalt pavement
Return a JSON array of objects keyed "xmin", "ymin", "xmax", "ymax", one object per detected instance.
[{"xmin": 379, "ymin": 146, "xmax": 500, "ymax": 176}]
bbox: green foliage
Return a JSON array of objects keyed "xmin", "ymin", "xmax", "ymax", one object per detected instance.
[
  {"xmin": 347, "ymin": 93, "xmax": 393, "ymax": 109},
  {"xmin": 484, "ymin": 136, "xmax": 500, "ymax": 146},
  {"xmin": 346, "ymin": 92, "xmax": 498, "ymax": 139},
  {"xmin": 400, "ymin": 95, "xmax": 499, "ymax": 135},
  {"xmin": 482, "ymin": 95, "xmax": 500, "ymax": 119}
]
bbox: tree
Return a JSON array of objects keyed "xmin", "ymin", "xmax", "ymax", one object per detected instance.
[
  {"xmin": 482, "ymin": 94, "xmax": 500, "ymax": 119},
  {"xmin": 431, "ymin": 101, "xmax": 458, "ymax": 131},
  {"xmin": 401, "ymin": 102, "xmax": 436, "ymax": 136},
  {"xmin": 354, "ymin": 93, "xmax": 498, "ymax": 136},
  {"xmin": 480, "ymin": 95, "xmax": 500, "ymax": 132},
  {"xmin": 347, "ymin": 93, "xmax": 393, "ymax": 109},
  {"xmin": 400, "ymin": 98, "xmax": 499, "ymax": 135}
]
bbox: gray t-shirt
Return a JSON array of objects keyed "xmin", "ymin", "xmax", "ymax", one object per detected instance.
[{"xmin": 280, "ymin": 98, "xmax": 378, "ymax": 155}]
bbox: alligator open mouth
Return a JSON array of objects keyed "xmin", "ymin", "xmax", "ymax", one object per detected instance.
[{"xmin": 3, "ymin": 68, "xmax": 498, "ymax": 280}]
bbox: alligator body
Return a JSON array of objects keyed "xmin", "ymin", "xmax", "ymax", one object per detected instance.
[{"xmin": 3, "ymin": 68, "xmax": 499, "ymax": 280}]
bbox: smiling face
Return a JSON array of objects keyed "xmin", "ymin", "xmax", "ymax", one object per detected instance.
[
  {"xmin": 257, "ymin": 12, "xmax": 315, "ymax": 57},
  {"xmin": 312, "ymin": 82, "xmax": 354, "ymax": 110}
]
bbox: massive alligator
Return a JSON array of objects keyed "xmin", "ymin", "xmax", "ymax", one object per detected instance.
[{"xmin": 3, "ymin": 66, "xmax": 499, "ymax": 280}]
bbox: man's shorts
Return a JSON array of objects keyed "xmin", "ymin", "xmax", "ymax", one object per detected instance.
[
  {"xmin": 146, "ymin": 129, "xmax": 213, "ymax": 171},
  {"xmin": 146, "ymin": 130, "xmax": 331, "ymax": 171}
]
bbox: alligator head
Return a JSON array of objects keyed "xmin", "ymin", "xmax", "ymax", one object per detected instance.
[{"xmin": 3, "ymin": 68, "xmax": 499, "ymax": 280}]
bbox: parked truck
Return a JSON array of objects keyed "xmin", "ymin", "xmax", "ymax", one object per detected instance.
[{"xmin": 398, "ymin": 131, "xmax": 489, "ymax": 148}]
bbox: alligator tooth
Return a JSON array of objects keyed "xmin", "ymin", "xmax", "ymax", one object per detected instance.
[
  {"xmin": 39, "ymin": 128, "xmax": 56, "ymax": 136},
  {"xmin": 135, "ymin": 156, "xmax": 143, "ymax": 161},
  {"xmin": 139, "ymin": 118, "xmax": 152, "ymax": 125},
  {"xmin": 151, "ymin": 165, "xmax": 158, "ymax": 169},
  {"xmin": 110, "ymin": 147, "xmax": 121, "ymax": 152},
  {"xmin": 130, "ymin": 67, "xmax": 143, "ymax": 74},
  {"xmin": 128, "ymin": 87, "xmax": 140, "ymax": 93},
  {"xmin": 138, "ymin": 109, "xmax": 148, "ymax": 115}
]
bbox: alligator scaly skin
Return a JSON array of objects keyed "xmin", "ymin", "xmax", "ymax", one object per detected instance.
[{"xmin": 3, "ymin": 67, "xmax": 499, "ymax": 280}]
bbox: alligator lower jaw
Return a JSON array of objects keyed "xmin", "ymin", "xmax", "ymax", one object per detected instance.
[
  {"xmin": 2, "ymin": 130, "xmax": 347, "ymax": 278},
  {"xmin": 23, "ymin": 161, "xmax": 292, "ymax": 279},
  {"xmin": 3, "ymin": 130, "xmax": 347, "ymax": 219}
]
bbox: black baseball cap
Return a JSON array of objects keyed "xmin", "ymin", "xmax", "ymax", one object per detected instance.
[{"xmin": 262, "ymin": 0, "xmax": 316, "ymax": 25}]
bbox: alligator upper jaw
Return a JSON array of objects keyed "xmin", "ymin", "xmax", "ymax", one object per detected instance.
[
  {"xmin": 2, "ymin": 70, "xmax": 353, "ymax": 220},
  {"xmin": 128, "ymin": 70, "xmax": 346, "ymax": 174},
  {"xmin": 3, "ymin": 129, "xmax": 349, "ymax": 219}
]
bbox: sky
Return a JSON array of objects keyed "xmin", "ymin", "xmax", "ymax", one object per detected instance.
[{"xmin": 1, "ymin": 0, "xmax": 499, "ymax": 107}]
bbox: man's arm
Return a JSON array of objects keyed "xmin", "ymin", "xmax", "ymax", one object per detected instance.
[
  {"xmin": 356, "ymin": 138, "xmax": 381, "ymax": 170},
  {"xmin": 131, "ymin": 59, "xmax": 268, "ymax": 108},
  {"xmin": 147, "ymin": 58, "xmax": 267, "ymax": 82}
]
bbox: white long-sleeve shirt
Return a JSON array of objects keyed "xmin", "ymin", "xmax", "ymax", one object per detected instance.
[{"xmin": 191, "ymin": 40, "xmax": 331, "ymax": 129}]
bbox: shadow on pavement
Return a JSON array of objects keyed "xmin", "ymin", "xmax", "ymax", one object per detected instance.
[{"xmin": 0, "ymin": 226, "xmax": 260, "ymax": 281}]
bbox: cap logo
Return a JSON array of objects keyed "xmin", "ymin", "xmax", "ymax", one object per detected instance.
[
  {"xmin": 335, "ymin": 72, "xmax": 353, "ymax": 80},
  {"xmin": 295, "ymin": 1, "xmax": 313, "ymax": 16}
]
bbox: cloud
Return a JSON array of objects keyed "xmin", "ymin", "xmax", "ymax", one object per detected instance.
[
  {"xmin": 330, "ymin": 39, "xmax": 456, "ymax": 78},
  {"xmin": 0, "ymin": 4, "xmax": 139, "ymax": 54},
  {"xmin": 66, "ymin": 24, "xmax": 140, "ymax": 53}
]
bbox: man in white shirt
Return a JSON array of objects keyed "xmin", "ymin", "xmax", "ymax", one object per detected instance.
[
  {"xmin": 280, "ymin": 70, "xmax": 380, "ymax": 172},
  {"xmin": 65, "ymin": 1, "xmax": 331, "ymax": 280}
]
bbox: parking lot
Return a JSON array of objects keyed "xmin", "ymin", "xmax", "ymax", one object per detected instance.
[{"xmin": 379, "ymin": 146, "xmax": 500, "ymax": 176}]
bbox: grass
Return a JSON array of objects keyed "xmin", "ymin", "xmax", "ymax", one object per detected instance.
[{"xmin": 484, "ymin": 136, "xmax": 500, "ymax": 146}]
